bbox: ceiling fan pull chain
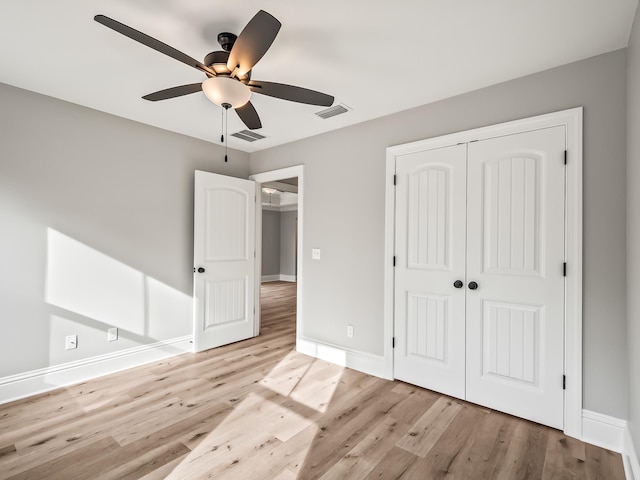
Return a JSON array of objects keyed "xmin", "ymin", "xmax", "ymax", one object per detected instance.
[
  {"xmin": 220, "ymin": 107, "xmax": 224, "ymax": 144},
  {"xmin": 224, "ymin": 104, "xmax": 229, "ymax": 162}
]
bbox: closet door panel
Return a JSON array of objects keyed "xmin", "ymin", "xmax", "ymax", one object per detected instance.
[
  {"xmin": 466, "ymin": 126, "xmax": 565, "ymax": 429},
  {"xmin": 394, "ymin": 144, "xmax": 467, "ymax": 398}
]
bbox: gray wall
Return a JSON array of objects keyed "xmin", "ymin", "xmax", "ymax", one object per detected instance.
[
  {"xmin": 250, "ymin": 49, "xmax": 629, "ymax": 418},
  {"xmin": 0, "ymin": 83, "xmax": 249, "ymax": 377},
  {"xmin": 627, "ymin": 6, "xmax": 640, "ymax": 458},
  {"xmin": 261, "ymin": 209, "xmax": 297, "ymax": 278},
  {"xmin": 261, "ymin": 209, "xmax": 281, "ymax": 276},
  {"xmin": 280, "ymin": 211, "xmax": 297, "ymax": 277}
]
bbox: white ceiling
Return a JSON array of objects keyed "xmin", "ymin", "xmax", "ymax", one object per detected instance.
[{"xmin": 0, "ymin": 1, "xmax": 637, "ymax": 153}]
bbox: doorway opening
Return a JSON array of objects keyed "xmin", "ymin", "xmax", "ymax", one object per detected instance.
[{"xmin": 250, "ymin": 166, "xmax": 304, "ymax": 349}]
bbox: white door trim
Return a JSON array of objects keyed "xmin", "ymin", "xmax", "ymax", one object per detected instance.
[
  {"xmin": 249, "ymin": 165, "xmax": 304, "ymax": 345},
  {"xmin": 384, "ymin": 107, "xmax": 583, "ymax": 438}
]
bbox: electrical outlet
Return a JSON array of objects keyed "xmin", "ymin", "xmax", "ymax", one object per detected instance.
[
  {"xmin": 347, "ymin": 325, "xmax": 354, "ymax": 338},
  {"xmin": 65, "ymin": 335, "xmax": 77, "ymax": 350},
  {"xmin": 107, "ymin": 327, "xmax": 118, "ymax": 342},
  {"xmin": 312, "ymin": 248, "xmax": 321, "ymax": 260}
]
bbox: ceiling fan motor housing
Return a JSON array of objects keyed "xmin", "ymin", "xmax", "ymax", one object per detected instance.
[{"xmin": 204, "ymin": 50, "xmax": 251, "ymax": 83}]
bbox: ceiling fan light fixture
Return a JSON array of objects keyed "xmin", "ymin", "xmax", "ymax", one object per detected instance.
[
  {"xmin": 202, "ymin": 76, "xmax": 251, "ymax": 108},
  {"xmin": 94, "ymin": 11, "xmax": 333, "ymax": 131}
]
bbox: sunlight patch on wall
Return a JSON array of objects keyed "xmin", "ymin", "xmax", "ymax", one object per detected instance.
[
  {"xmin": 46, "ymin": 229, "xmax": 146, "ymax": 334},
  {"xmin": 145, "ymin": 276, "xmax": 192, "ymax": 339}
]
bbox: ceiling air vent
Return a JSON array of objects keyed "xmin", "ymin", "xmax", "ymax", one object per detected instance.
[
  {"xmin": 315, "ymin": 103, "xmax": 350, "ymax": 119},
  {"xmin": 231, "ymin": 130, "xmax": 267, "ymax": 142}
]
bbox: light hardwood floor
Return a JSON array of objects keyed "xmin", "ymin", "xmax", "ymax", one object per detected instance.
[{"xmin": 0, "ymin": 282, "xmax": 625, "ymax": 479}]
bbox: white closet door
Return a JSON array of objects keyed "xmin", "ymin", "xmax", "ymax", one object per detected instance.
[
  {"xmin": 394, "ymin": 144, "xmax": 467, "ymax": 398},
  {"xmin": 465, "ymin": 126, "xmax": 565, "ymax": 429}
]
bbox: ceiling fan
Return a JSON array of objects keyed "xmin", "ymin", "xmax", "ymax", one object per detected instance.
[{"xmin": 94, "ymin": 10, "xmax": 334, "ymax": 131}]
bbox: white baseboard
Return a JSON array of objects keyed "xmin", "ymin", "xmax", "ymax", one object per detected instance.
[
  {"xmin": 582, "ymin": 409, "xmax": 626, "ymax": 453},
  {"xmin": 296, "ymin": 337, "xmax": 388, "ymax": 379},
  {"xmin": 624, "ymin": 427, "xmax": 640, "ymax": 480},
  {"xmin": 262, "ymin": 274, "xmax": 297, "ymax": 283},
  {"xmin": 0, "ymin": 336, "xmax": 192, "ymax": 405}
]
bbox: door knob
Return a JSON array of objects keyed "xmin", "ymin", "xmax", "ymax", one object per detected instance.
[
  {"xmin": 468, "ymin": 281, "xmax": 478, "ymax": 290},
  {"xmin": 453, "ymin": 280, "xmax": 464, "ymax": 289},
  {"xmin": 197, "ymin": 267, "xmax": 205, "ymax": 273}
]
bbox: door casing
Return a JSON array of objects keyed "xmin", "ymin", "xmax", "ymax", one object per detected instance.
[{"xmin": 384, "ymin": 108, "xmax": 583, "ymax": 438}]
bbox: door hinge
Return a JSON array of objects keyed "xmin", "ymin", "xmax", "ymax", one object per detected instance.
[
  {"xmin": 564, "ymin": 150, "xmax": 568, "ymax": 165},
  {"xmin": 393, "ymin": 174, "xmax": 397, "ymax": 186},
  {"xmin": 563, "ymin": 375, "xmax": 566, "ymax": 390},
  {"xmin": 393, "ymin": 256, "xmax": 396, "ymax": 267},
  {"xmin": 563, "ymin": 262, "xmax": 567, "ymax": 277},
  {"xmin": 392, "ymin": 337, "xmax": 395, "ymax": 348}
]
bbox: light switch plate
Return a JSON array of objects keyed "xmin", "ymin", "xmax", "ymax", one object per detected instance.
[
  {"xmin": 65, "ymin": 335, "xmax": 77, "ymax": 350},
  {"xmin": 312, "ymin": 248, "xmax": 321, "ymax": 260}
]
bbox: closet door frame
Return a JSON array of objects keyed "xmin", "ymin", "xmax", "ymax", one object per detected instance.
[{"xmin": 383, "ymin": 107, "xmax": 583, "ymax": 439}]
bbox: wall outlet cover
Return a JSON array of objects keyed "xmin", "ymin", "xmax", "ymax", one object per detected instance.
[{"xmin": 108, "ymin": 327, "xmax": 118, "ymax": 342}]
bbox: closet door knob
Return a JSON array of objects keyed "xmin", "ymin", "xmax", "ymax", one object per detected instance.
[
  {"xmin": 197, "ymin": 267, "xmax": 206, "ymax": 273},
  {"xmin": 453, "ymin": 280, "xmax": 464, "ymax": 289},
  {"xmin": 468, "ymin": 281, "xmax": 478, "ymax": 290}
]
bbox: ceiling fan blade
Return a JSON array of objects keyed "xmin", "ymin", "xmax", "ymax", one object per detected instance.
[
  {"xmin": 142, "ymin": 83, "xmax": 203, "ymax": 101},
  {"xmin": 94, "ymin": 15, "xmax": 214, "ymax": 76},
  {"xmin": 227, "ymin": 10, "xmax": 281, "ymax": 77},
  {"xmin": 248, "ymin": 81, "xmax": 334, "ymax": 107},
  {"xmin": 235, "ymin": 101, "xmax": 262, "ymax": 130}
]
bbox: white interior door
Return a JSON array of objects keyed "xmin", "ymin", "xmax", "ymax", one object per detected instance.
[
  {"xmin": 394, "ymin": 144, "xmax": 467, "ymax": 399},
  {"xmin": 465, "ymin": 126, "xmax": 566, "ymax": 429},
  {"xmin": 193, "ymin": 170, "xmax": 256, "ymax": 352}
]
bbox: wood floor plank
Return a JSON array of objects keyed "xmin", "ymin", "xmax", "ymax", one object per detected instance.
[
  {"xmin": 496, "ymin": 419, "xmax": 549, "ymax": 480},
  {"xmin": 94, "ymin": 441, "xmax": 190, "ymax": 480},
  {"xmin": 295, "ymin": 380, "xmax": 403, "ymax": 479},
  {"xmin": 318, "ymin": 415, "xmax": 403, "ymax": 480},
  {"xmin": 269, "ymin": 470, "xmax": 298, "ymax": 480},
  {"xmin": 363, "ymin": 446, "xmax": 421, "ymax": 479},
  {"xmin": 403, "ymin": 401, "xmax": 487, "ymax": 479},
  {"xmin": 541, "ymin": 429, "xmax": 588, "ymax": 478},
  {"xmin": 396, "ymin": 396, "xmax": 463, "ymax": 458},
  {"xmin": 3, "ymin": 436, "xmax": 120, "ymax": 480},
  {"xmin": 0, "ymin": 281, "xmax": 625, "ymax": 480},
  {"xmin": 135, "ymin": 455, "xmax": 189, "ymax": 480},
  {"xmin": 0, "ymin": 445, "xmax": 16, "ymax": 460},
  {"xmin": 585, "ymin": 443, "xmax": 626, "ymax": 480}
]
